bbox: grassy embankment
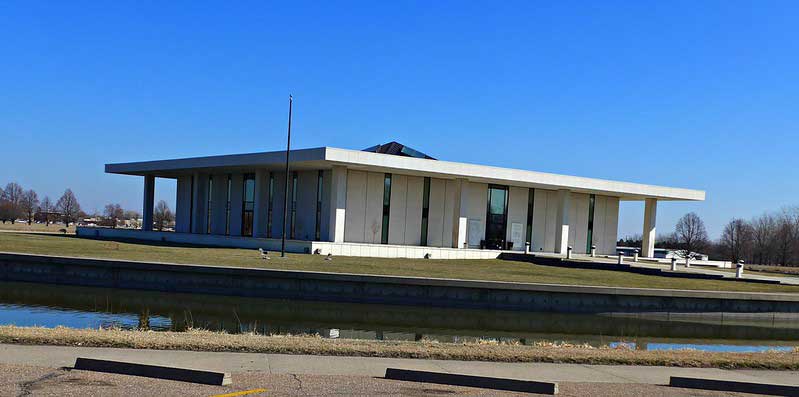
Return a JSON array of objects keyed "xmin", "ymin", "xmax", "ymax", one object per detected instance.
[
  {"xmin": 1, "ymin": 326, "xmax": 797, "ymax": 370},
  {"xmin": 1, "ymin": 231, "xmax": 799, "ymax": 293}
]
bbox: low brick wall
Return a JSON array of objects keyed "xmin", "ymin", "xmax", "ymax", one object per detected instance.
[{"xmin": 1, "ymin": 252, "xmax": 798, "ymax": 315}]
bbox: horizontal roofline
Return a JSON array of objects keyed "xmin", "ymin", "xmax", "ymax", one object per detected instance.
[{"xmin": 105, "ymin": 146, "xmax": 705, "ymax": 201}]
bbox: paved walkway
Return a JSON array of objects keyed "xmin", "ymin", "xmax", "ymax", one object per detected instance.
[
  {"xmin": 1, "ymin": 344, "xmax": 797, "ymax": 386},
  {"xmin": 556, "ymin": 252, "xmax": 799, "ymax": 286}
]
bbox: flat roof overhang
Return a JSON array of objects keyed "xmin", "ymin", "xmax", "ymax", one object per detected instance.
[{"xmin": 105, "ymin": 147, "xmax": 705, "ymax": 202}]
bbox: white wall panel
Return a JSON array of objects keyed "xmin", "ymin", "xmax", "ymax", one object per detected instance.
[
  {"xmin": 210, "ymin": 174, "xmax": 228, "ymax": 235},
  {"xmin": 175, "ymin": 176, "xmax": 192, "ymax": 233},
  {"xmin": 567, "ymin": 193, "xmax": 578, "ymax": 249},
  {"xmin": 543, "ymin": 190, "xmax": 558, "ymax": 252},
  {"xmin": 294, "ymin": 171, "xmax": 318, "ymax": 241},
  {"xmin": 427, "ymin": 178, "xmax": 446, "ymax": 247},
  {"xmin": 344, "ymin": 170, "xmax": 367, "ymax": 243},
  {"xmin": 531, "ymin": 189, "xmax": 549, "ymax": 252},
  {"xmin": 465, "ymin": 182, "xmax": 487, "ymax": 248},
  {"xmin": 572, "ymin": 193, "xmax": 590, "ymax": 254},
  {"xmin": 364, "ymin": 172, "xmax": 385, "ymax": 244},
  {"xmin": 228, "ymin": 173, "xmax": 244, "ymax": 236},
  {"xmin": 591, "ymin": 195, "xmax": 607, "ymax": 254},
  {"xmin": 603, "ymin": 196, "xmax": 620, "ymax": 255},
  {"xmin": 442, "ymin": 180, "xmax": 457, "ymax": 248},
  {"xmin": 404, "ymin": 176, "xmax": 424, "ymax": 245},
  {"xmin": 505, "ymin": 186, "xmax": 528, "ymax": 251},
  {"xmin": 388, "ymin": 174, "xmax": 407, "ymax": 245},
  {"xmin": 319, "ymin": 169, "xmax": 332, "ymax": 241}
]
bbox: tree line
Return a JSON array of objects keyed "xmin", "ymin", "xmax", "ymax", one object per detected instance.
[
  {"xmin": 0, "ymin": 181, "xmax": 174, "ymax": 230},
  {"xmin": 1, "ymin": 182, "xmax": 82, "ymax": 226},
  {"xmin": 619, "ymin": 208, "xmax": 799, "ymax": 267}
]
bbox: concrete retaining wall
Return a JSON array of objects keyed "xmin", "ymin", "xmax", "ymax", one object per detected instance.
[{"xmin": 1, "ymin": 252, "xmax": 798, "ymax": 314}]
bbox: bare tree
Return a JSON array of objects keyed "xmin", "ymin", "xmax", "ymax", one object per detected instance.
[
  {"xmin": 153, "ymin": 200, "xmax": 174, "ymax": 231},
  {"xmin": 56, "ymin": 189, "xmax": 82, "ymax": 227},
  {"xmin": 675, "ymin": 212, "xmax": 709, "ymax": 259},
  {"xmin": 39, "ymin": 196, "xmax": 54, "ymax": 226},
  {"xmin": 103, "ymin": 203, "xmax": 124, "ymax": 228},
  {"xmin": 720, "ymin": 218, "xmax": 753, "ymax": 263},
  {"xmin": 774, "ymin": 208, "xmax": 799, "ymax": 266},
  {"xmin": 2, "ymin": 182, "xmax": 24, "ymax": 222},
  {"xmin": 751, "ymin": 213, "xmax": 776, "ymax": 265},
  {"xmin": 20, "ymin": 189, "xmax": 39, "ymax": 224}
]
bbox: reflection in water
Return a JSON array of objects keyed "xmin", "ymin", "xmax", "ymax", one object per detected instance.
[
  {"xmin": 609, "ymin": 342, "xmax": 796, "ymax": 353},
  {"xmin": 0, "ymin": 281, "xmax": 798, "ymax": 353}
]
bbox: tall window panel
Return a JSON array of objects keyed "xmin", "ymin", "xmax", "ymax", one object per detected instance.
[
  {"xmin": 290, "ymin": 172, "xmax": 298, "ymax": 239},
  {"xmin": 587, "ymin": 194, "xmax": 596, "ymax": 253},
  {"xmin": 420, "ymin": 177, "xmax": 431, "ymax": 246},
  {"xmin": 267, "ymin": 172, "xmax": 274, "ymax": 238},
  {"xmin": 526, "ymin": 188, "xmax": 534, "ymax": 248},
  {"xmin": 241, "ymin": 174, "xmax": 255, "ymax": 237},
  {"xmin": 485, "ymin": 185, "xmax": 509, "ymax": 250},
  {"xmin": 315, "ymin": 171, "xmax": 323, "ymax": 241},
  {"xmin": 206, "ymin": 176, "xmax": 213, "ymax": 234},
  {"xmin": 188, "ymin": 175, "xmax": 194, "ymax": 232},
  {"xmin": 381, "ymin": 174, "xmax": 392, "ymax": 244},
  {"xmin": 225, "ymin": 175, "xmax": 231, "ymax": 235}
]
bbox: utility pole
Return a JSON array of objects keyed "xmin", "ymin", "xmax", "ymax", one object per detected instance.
[{"xmin": 281, "ymin": 95, "xmax": 293, "ymax": 257}]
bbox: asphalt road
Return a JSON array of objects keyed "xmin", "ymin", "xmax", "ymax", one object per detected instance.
[
  {"xmin": 0, "ymin": 344, "xmax": 796, "ymax": 396},
  {"xmin": 0, "ymin": 363, "xmax": 770, "ymax": 396}
]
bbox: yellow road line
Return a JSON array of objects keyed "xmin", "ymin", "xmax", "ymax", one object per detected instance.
[{"xmin": 210, "ymin": 388, "xmax": 267, "ymax": 397}]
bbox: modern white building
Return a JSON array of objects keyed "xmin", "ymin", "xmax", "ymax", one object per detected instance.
[{"xmin": 84, "ymin": 142, "xmax": 705, "ymax": 259}]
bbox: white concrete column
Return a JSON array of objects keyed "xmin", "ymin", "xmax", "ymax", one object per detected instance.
[
  {"xmin": 252, "ymin": 169, "xmax": 269, "ymax": 238},
  {"xmin": 191, "ymin": 173, "xmax": 209, "ymax": 234},
  {"xmin": 210, "ymin": 174, "xmax": 228, "ymax": 235},
  {"xmin": 451, "ymin": 179, "xmax": 468, "ymax": 249},
  {"xmin": 174, "ymin": 175, "xmax": 192, "ymax": 233},
  {"xmin": 327, "ymin": 166, "xmax": 347, "ymax": 243},
  {"xmin": 142, "ymin": 175, "xmax": 155, "ymax": 232},
  {"xmin": 554, "ymin": 189, "xmax": 571, "ymax": 254},
  {"xmin": 642, "ymin": 198, "xmax": 657, "ymax": 258}
]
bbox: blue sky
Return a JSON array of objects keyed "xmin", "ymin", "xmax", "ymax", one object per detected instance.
[{"xmin": 1, "ymin": 1, "xmax": 797, "ymax": 239}]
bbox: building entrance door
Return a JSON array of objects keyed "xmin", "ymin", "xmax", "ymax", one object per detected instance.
[{"xmin": 484, "ymin": 185, "xmax": 508, "ymax": 250}]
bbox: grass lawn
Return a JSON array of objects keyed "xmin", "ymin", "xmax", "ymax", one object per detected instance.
[
  {"xmin": 1, "ymin": 232, "xmax": 799, "ymax": 293},
  {"xmin": 0, "ymin": 222, "xmax": 75, "ymax": 234}
]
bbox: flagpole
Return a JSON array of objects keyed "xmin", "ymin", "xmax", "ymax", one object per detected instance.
[{"xmin": 281, "ymin": 95, "xmax": 292, "ymax": 257}]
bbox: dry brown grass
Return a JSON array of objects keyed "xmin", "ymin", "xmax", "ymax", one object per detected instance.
[{"xmin": 1, "ymin": 326, "xmax": 797, "ymax": 370}]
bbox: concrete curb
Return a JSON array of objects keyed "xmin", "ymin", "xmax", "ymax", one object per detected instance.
[
  {"xmin": 384, "ymin": 368, "xmax": 558, "ymax": 394},
  {"xmin": 74, "ymin": 357, "xmax": 232, "ymax": 385},
  {"xmin": 669, "ymin": 376, "xmax": 799, "ymax": 396}
]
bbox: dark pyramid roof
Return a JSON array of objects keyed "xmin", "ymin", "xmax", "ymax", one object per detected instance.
[{"xmin": 362, "ymin": 141, "xmax": 436, "ymax": 160}]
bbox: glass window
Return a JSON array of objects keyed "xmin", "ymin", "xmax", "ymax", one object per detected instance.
[
  {"xmin": 188, "ymin": 175, "xmax": 194, "ymax": 232},
  {"xmin": 587, "ymin": 194, "xmax": 596, "ymax": 253},
  {"xmin": 290, "ymin": 172, "xmax": 298, "ymax": 239},
  {"xmin": 207, "ymin": 176, "xmax": 213, "ymax": 234},
  {"xmin": 420, "ymin": 177, "xmax": 431, "ymax": 246},
  {"xmin": 526, "ymin": 189, "xmax": 534, "ymax": 246},
  {"xmin": 267, "ymin": 173, "xmax": 274, "ymax": 238},
  {"xmin": 225, "ymin": 175, "xmax": 231, "ymax": 235},
  {"xmin": 241, "ymin": 174, "xmax": 255, "ymax": 237},
  {"xmin": 381, "ymin": 174, "xmax": 392, "ymax": 244},
  {"xmin": 315, "ymin": 170, "xmax": 323, "ymax": 241},
  {"xmin": 484, "ymin": 185, "xmax": 509, "ymax": 250}
]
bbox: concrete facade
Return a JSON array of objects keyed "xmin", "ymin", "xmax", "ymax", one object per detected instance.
[{"xmin": 105, "ymin": 145, "xmax": 704, "ymax": 258}]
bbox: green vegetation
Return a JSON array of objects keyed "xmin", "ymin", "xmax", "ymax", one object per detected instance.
[
  {"xmin": 1, "ymin": 326, "xmax": 797, "ymax": 369},
  {"xmin": 1, "ymin": 232, "xmax": 798, "ymax": 293}
]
